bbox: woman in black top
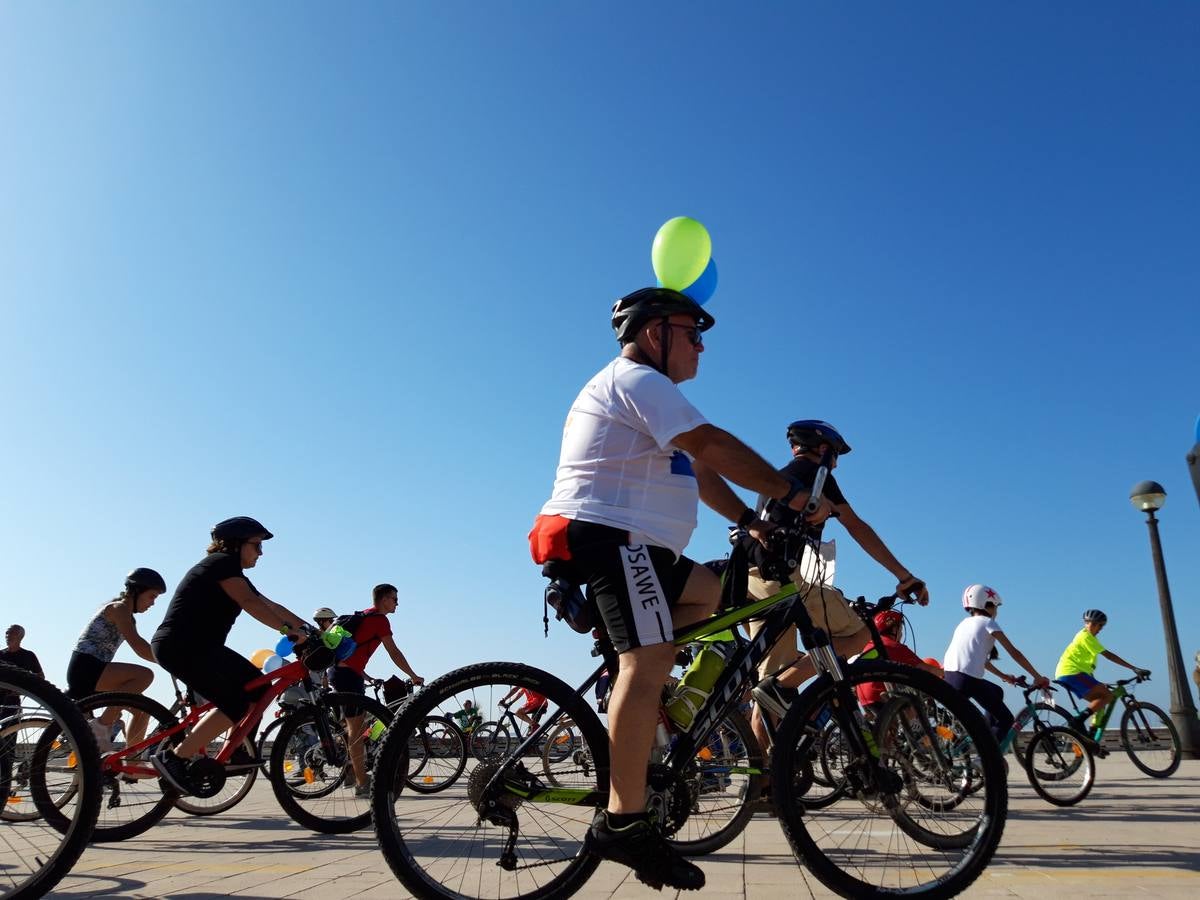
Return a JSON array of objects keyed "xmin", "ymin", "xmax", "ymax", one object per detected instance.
[{"xmin": 150, "ymin": 516, "xmax": 310, "ymax": 795}]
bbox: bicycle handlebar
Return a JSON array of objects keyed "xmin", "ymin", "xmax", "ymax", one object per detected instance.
[{"xmin": 1114, "ymin": 671, "xmax": 1152, "ymax": 686}]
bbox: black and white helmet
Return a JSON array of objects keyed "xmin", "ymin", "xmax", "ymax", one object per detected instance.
[{"xmin": 1082, "ymin": 609, "xmax": 1107, "ymax": 625}]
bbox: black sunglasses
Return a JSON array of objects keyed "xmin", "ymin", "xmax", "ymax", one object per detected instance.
[{"xmin": 664, "ymin": 323, "xmax": 704, "ymax": 347}]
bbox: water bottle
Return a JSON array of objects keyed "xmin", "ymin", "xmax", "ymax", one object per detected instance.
[
  {"xmin": 665, "ymin": 644, "xmax": 729, "ymax": 729},
  {"xmin": 368, "ymin": 719, "xmax": 386, "ymax": 741}
]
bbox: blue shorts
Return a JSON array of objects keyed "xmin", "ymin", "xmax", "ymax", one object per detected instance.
[{"xmin": 1056, "ymin": 672, "xmax": 1101, "ymax": 699}]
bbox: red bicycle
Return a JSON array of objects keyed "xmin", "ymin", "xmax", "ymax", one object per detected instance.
[{"xmin": 32, "ymin": 626, "xmax": 393, "ymax": 840}]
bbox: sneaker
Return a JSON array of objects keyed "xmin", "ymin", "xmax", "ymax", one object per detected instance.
[
  {"xmin": 89, "ymin": 719, "xmax": 113, "ymax": 753},
  {"xmin": 354, "ymin": 782, "xmax": 371, "ymax": 798},
  {"xmin": 585, "ymin": 811, "xmax": 704, "ymax": 891},
  {"xmin": 751, "ymin": 676, "xmax": 798, "ymax": 721},
  {"xmin": 151, "ymin": 749, "xmax": 194, "ymax": 796}
]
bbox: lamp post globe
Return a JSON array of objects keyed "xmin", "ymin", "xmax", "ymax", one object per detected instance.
[{"xmin": 1130, "ymin": 480, "xmax": 1167, "ymax": 512}]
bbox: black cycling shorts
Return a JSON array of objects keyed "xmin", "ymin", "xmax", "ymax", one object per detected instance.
[
  {"xmin": 564, "ymin": 520, "xmax": 694, "ymax": 654},
  {"xmin": 152, "ymin": 638, "xmax": 265, "ymax": 722},
  {"xmin": 66, "ymin": 652, "xmax": 108, "ymax": 700},
  {"xmin": 330, "ymin": 666, "xmax": 367, "ymax": 717}
]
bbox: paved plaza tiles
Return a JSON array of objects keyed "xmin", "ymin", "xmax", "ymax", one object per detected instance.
[{"xmin": 47, "ymin": 757, "xmax": 1200, "ymax": 899}]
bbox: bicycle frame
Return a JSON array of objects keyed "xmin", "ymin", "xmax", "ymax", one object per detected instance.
[
  {"xmin": 99, "ymin": 657, "xmax": 323, "ymax": 779},
  {"xmin": 487, "ymin": 573, "xmax": 876, "ymax": 808}
]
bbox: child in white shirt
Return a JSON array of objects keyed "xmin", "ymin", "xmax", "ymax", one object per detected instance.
[{"xmin": 943, "ymin": 584, "xmax": 1049, "ymax": 741}]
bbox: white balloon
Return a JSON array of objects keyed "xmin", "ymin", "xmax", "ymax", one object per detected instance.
[{"xmin": 262, "ymin": 654, "xmax": 285, "ymax": 673}]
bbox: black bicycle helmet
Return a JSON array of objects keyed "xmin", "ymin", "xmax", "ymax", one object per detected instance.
[
  {"xmin": 611, "ymin": 287, "xmax": 715, "ymax": 346},
  {"xmin": 1083, "ymin": 609, "xmax": 1107, "ymax": 625},
  {"xmin": 211, "ymin": 516, "xmax": 274, "ymax": 544},
  {"xmin": 124, "ymin": 567, "xmax": 167, "ymax": 594},
  {"xmin": 786, "ymin": 419, "xmax": 852, "ymax": 455}
]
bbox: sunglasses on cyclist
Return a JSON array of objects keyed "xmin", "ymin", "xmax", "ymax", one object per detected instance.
[{"xmin": 664, "ymin": 323, "xmax": 704, "ymax": 347}]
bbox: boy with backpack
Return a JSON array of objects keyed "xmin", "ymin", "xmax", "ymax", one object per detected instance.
[{"xmin": 332, "ymin": 583, "xmax": 425, "ymax": 796}]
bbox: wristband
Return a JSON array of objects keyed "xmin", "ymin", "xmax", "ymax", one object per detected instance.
[
  {"xmin": 736, "ymin": 508, "xmax": 756, "ymax": 529},
  {"xmin": 279, "ymin": 623, "xmax": 293, "ymax": 635}
]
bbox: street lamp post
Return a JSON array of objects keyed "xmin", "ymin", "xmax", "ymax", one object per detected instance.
[{"xmin": 1129, "ymin": 480, "xmax": 1200, "ymax": 759}]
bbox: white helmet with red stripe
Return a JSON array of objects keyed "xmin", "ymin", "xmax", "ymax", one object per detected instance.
[{"xmin": 962, "ymin": 584, "xmax": 1003, "ymax": 611}]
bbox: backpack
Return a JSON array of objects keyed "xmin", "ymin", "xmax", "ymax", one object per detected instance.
[{"xmin": 334, "ymin": 609, "xmax": 385, "ymax": 640}]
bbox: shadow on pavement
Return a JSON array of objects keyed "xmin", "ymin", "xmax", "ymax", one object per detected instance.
[{"xmin": 994, "ymin": 844, "xmax": 1200, "ymax": 872}]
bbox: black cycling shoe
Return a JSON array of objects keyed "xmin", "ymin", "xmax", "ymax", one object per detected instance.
[
  {"xmin": 585, "ymin": 811, "xmax": 705, "ymax": 891},
  {"xmin": 151, "ymin": 749, "xmax": 195, "ymax": 796}
]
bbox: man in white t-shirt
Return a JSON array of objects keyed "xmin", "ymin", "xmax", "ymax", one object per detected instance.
[
  {"xmin": 943, "ymin": 584, "xmax": 1049, "ymax": 742},
  {"xmin": 529, "ymin": 286, "xmax": 827, "ymax": 891}
]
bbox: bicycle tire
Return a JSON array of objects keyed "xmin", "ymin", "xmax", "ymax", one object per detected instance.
[
  {"xmin": 773, "ymin": 660, "xmax": 1007, "ymax": 899},
  {"xmin": 1120, "ymin": 701, "xmax": 1181, "ymax": 778},
  {"xmin": 1, "ymin": 663, "xmax": 102, "ymax": 900},
  {"xmin": 1023, "ymin": 726, "xmax": 1094, "ymax": 806},
  {"xmin": 540, "ymin": 721, "xmax": 577, "ymax": 766},
  {"xmin": 403, "ymin": 715, "xmax": 467, "ymax": 794},
  {"xmin": 1, "ymin": 716, "xmax": 59, "ymax": 823},
  {"xmin": 256, "ymin": 714, "xmax": 288, "ymax": 777},
  {"xmin": 666, "ymin": 709, "xmax": 763, "ymax": 856},
  {"xmin": 173, "ymin": 734, "xmax": 258, "ymax": 816},
  {"xmin": 269, "ymin": 692, "xmax": 392, "ymax": 833},
  {"xmin": 33, "ymin": 691, "xmax": 178, "ymax": 843},
  {"xmin": 372, "ymin": 661, "xmax": 610, "ymax": 900},
  {"xmin": 470, "ymin": 720, "xmax": 511, "ymax": 760},
  {"xmin": 1010, "ymin": 701, "xmax": 1075, "ymax": 761}
]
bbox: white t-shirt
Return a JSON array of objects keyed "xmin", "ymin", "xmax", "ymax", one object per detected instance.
[
  {"xmin": 943, "ymin": 615, "xmax": 1003, "ymax": 679},
  {"xmin": 539, "ymin": 357, "xmax": 709, "ymax": 557}
]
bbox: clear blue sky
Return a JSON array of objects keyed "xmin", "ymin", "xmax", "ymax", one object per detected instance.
[{"xmin": 2, "ymin": 4, "xmax": 1198, "ymax": 715}]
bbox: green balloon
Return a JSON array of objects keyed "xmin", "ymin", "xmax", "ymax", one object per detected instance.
[{"xmin": 651, "ymin": 217, "xmax": 712, "ymax": 290}]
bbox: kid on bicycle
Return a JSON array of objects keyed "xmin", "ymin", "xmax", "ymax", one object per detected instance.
[
  {"xmin": 942, "ymin": 584, "xmax": 1049, "ymax": 742},
  {"xmin": 1054, "ymin": 609, "xmax": 1150, "ymax": 730},
  {"xmin": 856, "ymin": 610, "xmax": 944, "ymax": 708}
]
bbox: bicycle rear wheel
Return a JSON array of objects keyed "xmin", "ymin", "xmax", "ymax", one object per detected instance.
[
  {"xmin": 33, "ymin": 692, "xmax": 178, "ymax": 843},
  {"xmin": 1120, "ymin": 701, "xmax": 1181, "ymax": 778},
  {"xmin": 1, "ymin": 664, "xmax": 101, "ymax": 900},
  {"xmin": 372, "ymin": 662, "xmax": 610, "ymax": 900},
  {"xmin": 1023, "ymin": 726, "xmax": 1094, "ymax": 806},
  {"xmin": 269, "ymin": 692, "xmax": 392, "ymax": 833},
  {"xmin": 403, "ymin": 715, "xmax": 467, "ymax": 793},
  {"xmin": 666, "ymin": 709, "xmax": 763, "ymax": 856},
  {"xmin": 773, "ymin": 660, "xmax": 1007, "ymax": 899}
]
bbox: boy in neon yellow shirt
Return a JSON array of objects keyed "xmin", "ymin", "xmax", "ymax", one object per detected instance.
[{"xmin": 1055, "ymin": 609, "xmax": 1150, "ymax": 729}]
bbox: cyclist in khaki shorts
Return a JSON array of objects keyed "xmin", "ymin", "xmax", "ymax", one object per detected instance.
[{"xmin": 745, "ymin": 420, "xmax": 929, "ymax": 753}]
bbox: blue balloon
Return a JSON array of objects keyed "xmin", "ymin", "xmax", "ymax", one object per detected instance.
[
  {"xmin": 276, "ymin": 635, "xmax": 297, "ymax": 657},
  {"xmin": 1195, "ymin": 414, "xmax": 1200, "ymax": 445},
  {"xmin": 682, "ymin": 257, "xmax": 718, "ymax": 305}
]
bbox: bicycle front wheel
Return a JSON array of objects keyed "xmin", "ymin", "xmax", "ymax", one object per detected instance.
[
  {"xmin": 1120, "ymin": 701, "xmax": 1181, "ymax": 778},
  {"xmin": 1023, "ymin": 726, "xmax": 1094, "ymax": 806},
  {"xmin": 372, "ymin": 661, "xmax": 610, "ymax": 900},
  {"xmin": 1010, "ymin": 701, "xmax": 1075, "ymax": 762},
  {"xmin": 269, "ymin": 692, "xmax": 392, "ymax": 833},
  {"xmin": 773, "ymin": 660, "xmax": 1007, "ymax": 899},
  {"xmin": 404, "ymin": 715, "xmax": 467, "ymax": 793},
  {"xmin": 1, "ymin": 664, "xmax": 101, "ymax": 900}
]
